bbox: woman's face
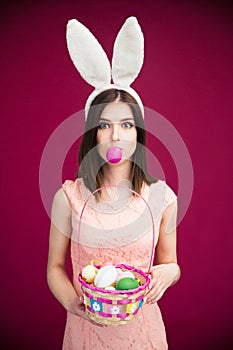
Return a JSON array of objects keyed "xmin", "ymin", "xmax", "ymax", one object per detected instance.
[{"xmin": 96, "ymin": 101, "xmax": 137, "ymax": 164}]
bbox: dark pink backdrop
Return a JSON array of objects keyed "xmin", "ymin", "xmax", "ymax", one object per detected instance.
[{"xmin": 1, "ymin": 0, "xmax": 233, "ymax": 349}]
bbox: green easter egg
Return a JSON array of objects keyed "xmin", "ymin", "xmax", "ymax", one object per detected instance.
[{"xmin": 116, "ymin": 277, "xmax": 139, "ymax": 290}]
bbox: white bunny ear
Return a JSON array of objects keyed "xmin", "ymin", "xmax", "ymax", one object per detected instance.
[
  {"xmin": 66, "ymin": 19, "xmax": 111, "ymax": 88},
  {"xmin": 112, "ymin": 17, "xmax": 144, "ymax": 87}
]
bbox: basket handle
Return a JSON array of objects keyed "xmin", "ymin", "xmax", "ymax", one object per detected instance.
[{"xmin": 77, "ymin": 184, "xmax": 155, "ymax": 274}]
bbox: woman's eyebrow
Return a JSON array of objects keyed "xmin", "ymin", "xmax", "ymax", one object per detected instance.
[{"xmin": 99, "ymin": 117, "xmax": 135, "ymax": 122}]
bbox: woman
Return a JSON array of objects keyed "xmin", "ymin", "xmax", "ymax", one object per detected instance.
[{"xmin": 47, "ymin": 89, "xmax": 181, "ymax": 349}]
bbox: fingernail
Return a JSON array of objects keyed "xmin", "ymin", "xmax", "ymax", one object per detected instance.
[{"xmin": 144, "ymin": 297, "xmax": 147, "ymax": 303}]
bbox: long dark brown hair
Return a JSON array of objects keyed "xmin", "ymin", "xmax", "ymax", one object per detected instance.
[{"xmin": 78, "ymin": 89, "xmax": 158, "ymax": 197}]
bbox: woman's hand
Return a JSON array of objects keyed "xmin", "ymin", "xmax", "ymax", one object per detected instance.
[
  {"xmin": 67, "ymin": 296, "xmax": 106, "ymax": 327},
  {"xmin": 144, "ymin": 263, "xmax": 180, "ymax": 304}
]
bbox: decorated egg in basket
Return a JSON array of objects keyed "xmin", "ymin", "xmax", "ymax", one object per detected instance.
[
  {"xmin": 81, "ymin": 264, "xmax": 98, "ymax": 283},
  {"xmin": 116, "ymin": 269, "xmax": 135, "ymax": 282},
  {"xmin": 94, "ymin": 265, "xmax": 118, "ymax": 288},
  {"xmin": 116, "ymin": 277, "xmax": 139, "ymax": 290}
]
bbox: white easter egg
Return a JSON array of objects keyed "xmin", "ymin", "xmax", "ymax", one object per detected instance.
[{"xmin": 94, "ymin": 265, "xmax": 118, "ymax": 288}]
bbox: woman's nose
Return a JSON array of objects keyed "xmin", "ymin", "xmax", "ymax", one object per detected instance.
[{"xmin": 111, "ymin": 123, "xmax": 120, "ymax": 141}]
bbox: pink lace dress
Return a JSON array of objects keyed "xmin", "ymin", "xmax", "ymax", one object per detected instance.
[{"xmin": 62, "ymin": 178, "xmax": 177, "ymax": 350}]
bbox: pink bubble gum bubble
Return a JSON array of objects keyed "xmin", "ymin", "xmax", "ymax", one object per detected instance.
[{"xmin": 106, "ymin": 146, "xmax": 122, "ymax": 164}]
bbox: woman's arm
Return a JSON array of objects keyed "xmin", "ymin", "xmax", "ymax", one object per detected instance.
[
  {"xmin": 144, "ymin": 200, "xmax": 181, "ymax": 303},
  {"xmin": 47, "ymin": 188, "xmax": 79, "ymax": 310},
  {"xmin": 47, "ymin": 189, "xmax": 103, "ymax": 325}
]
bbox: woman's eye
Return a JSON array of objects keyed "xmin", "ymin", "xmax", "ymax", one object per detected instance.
[
  {"xmin": 122, "ymin": 122, "xmax": 135, "ymax": 129},
  {"xmin": 98, "ymin": 122, "xmax": 110, "ymax": 129}
]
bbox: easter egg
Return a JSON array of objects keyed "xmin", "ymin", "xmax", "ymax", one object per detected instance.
[
  {"xmin": 106, "ymin": 146, "xmax": 122, "ymax": 164},
  {"xmin": 116, "ymin": 270, "xmax": 135, "ymax": 282},
  {"xmin": 116, "ymin": 277, "xmax": 139, "ymax": 290},
  {"xmin": 94, "ymin": 265, "xmax": 118, "ymax": 288},
  {"xmin": 82, "ymin": 265, "xmax": 98, "ymax": 283}
]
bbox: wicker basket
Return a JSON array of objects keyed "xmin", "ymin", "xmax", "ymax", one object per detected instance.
[{"xmin": 77, "ymin": 185, "xmax": 155, "ymax": 326}]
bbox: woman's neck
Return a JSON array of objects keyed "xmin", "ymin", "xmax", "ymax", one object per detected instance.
[
  {"xmin": 99, "ymin": 161, "xmax": 133, "ymax": 202},
  {"xmin": 101, "ymin": 160, "xmax": 133, "ymax": 186}
]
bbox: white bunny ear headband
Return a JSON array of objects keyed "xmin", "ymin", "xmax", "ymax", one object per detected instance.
[{"xmin": 66, "ymin": 16, "xmax": 144, "ymax": 120}]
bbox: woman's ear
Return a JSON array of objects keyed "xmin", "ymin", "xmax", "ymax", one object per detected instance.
[{"xmin": 66, "ymin": 19, "xmax": 111, "ymax": 88}]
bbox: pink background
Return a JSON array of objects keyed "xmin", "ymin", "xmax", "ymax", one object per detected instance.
[{"xmin": 1, "ymin": 0, "xmax": 233, "ymax": 349}]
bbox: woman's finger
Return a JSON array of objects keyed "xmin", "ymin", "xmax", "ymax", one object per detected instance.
[
  {"xmin": 144, "ymin": 277, "xmax": 158, "ymax": 296},
  {"xmin": 77, "ymin": 308, "xmax": 106, "ymax": 327},
  {"xmin": 149, "ymin": 288, "xmax": 165, "ymax": 304},
  {"xmin": 145, "ymin": 282, "xmax": 164, "ymax": 303}
]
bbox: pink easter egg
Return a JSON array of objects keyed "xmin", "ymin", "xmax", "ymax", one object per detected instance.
[{"xmin": 116, "ymin": 270, "xmax": 135, "ymax": 282}]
